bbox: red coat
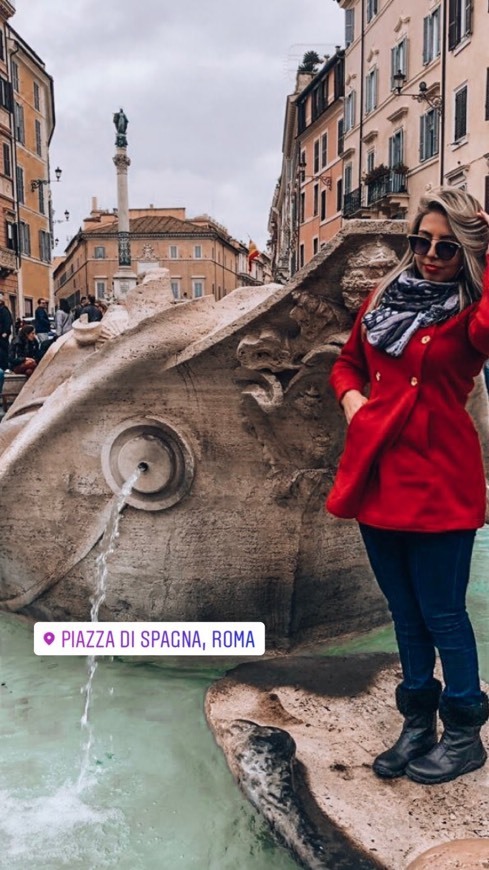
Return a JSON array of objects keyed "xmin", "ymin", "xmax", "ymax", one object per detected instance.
[{"xmin": 326, "ymin": 263, "xmax": 489, "ymax": 532}]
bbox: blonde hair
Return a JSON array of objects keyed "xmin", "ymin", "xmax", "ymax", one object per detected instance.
[{"xmin": 365, "ymin": 188, "xmax": 489, "ymax": 315}]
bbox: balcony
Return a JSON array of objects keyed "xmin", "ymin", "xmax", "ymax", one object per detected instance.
[
  {"xmin": 366, "ymin": 168, "xmax": 408, "ymax": 206},
  {"xmin": 343, "ymin": 188, "xmax": 362, "ymax": 218}
]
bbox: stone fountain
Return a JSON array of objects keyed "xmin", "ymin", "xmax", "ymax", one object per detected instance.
[{"xmin": 0, "ymin": 219, "xmax": 487, "ymax": 652}]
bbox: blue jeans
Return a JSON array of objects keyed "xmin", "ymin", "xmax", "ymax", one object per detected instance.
[{"xmin": 359, "ymin": 524, "xmax": 482, "ymax": 704}]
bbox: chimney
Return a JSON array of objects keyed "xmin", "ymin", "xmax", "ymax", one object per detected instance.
[{"xmin": 91, "ymin": 196, "xmax": 98, "ymax": 214}]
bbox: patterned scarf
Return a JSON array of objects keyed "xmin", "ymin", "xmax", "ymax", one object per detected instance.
[{"xmin": 362, "ymin": 270, "xmax": 460, "ymax": 357}]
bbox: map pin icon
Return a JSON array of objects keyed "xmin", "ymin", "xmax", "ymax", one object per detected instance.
[{"xmin": 43, "ymin": 632, "xmax": 55, "ymax": 646}]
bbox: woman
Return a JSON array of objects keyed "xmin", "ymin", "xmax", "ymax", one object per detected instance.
[
  {"xmin": 54, "ymin": 298, "xmax": 73, "ymax": 337},
  {"xmin": 9, "ymin": 324, "xmax": 40, "ymax": 378},
  {"xmin": 327, "ymin": 188, "xmax": 489, "ymax": 785}
]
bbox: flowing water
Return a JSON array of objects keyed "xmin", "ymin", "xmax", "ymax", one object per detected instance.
[{"xmin": 0, "ymin": 527, "xmax": 488, "ymax": 868}]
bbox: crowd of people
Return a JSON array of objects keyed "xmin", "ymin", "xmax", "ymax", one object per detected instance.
[{"xmin": 0, "ymin": 294, "xmax": 107, "ymax": 396}]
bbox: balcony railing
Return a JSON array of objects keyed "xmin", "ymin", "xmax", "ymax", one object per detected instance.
[
  {"xmin": 366, "ymin": 169, "xmax": 408, "ymax": 206},
  {"xmin": 343, "ymin": 188, "xmax": 362, "ymax": 218}
]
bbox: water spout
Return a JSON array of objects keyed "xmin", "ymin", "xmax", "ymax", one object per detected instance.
[{"xmin": 77, "ymin": 467, "xmax": 140, "ymax": 791}]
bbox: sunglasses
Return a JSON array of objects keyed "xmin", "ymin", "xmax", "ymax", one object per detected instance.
[{"xmin": 407, "ymin": 234, "xmax": 461, "ymax": 261}]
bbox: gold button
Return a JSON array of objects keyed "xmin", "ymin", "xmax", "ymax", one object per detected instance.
[
  {"xmin": 421, "ymin": 336, "xmax": 431, "ymax": 344},
  {"xmin": 375, "ymin": 371, "xmax": 381, "ymax": 381},
  {"xmin": 410, "ymin": 376, "xmax": 418, "ymax": 387}
]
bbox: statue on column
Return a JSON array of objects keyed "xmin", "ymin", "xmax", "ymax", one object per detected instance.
[{"xmin": 113, "ymin": 108, "xmax": 128, "ymax": 147}]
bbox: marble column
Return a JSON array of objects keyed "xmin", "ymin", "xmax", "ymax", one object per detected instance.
[{"xmin": 112, "ymin": 109, "xmax": 137, "ymax": 299}]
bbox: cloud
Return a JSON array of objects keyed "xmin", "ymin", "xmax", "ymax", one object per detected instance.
[{"xmin": 13, "ymin": 0, "xmax": 344, "ymax": 252}]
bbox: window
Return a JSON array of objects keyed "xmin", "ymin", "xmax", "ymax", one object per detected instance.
[
  {"xmin": 313, "ymin": 139, "xmax": 320, "ymax": 173},
  {"xmin": 336, "ymin": 177, "xmax": 343, "ymax": 212},
  {"xmin": 94, "ymin": 246, "xmax": 106, "ymax": 259},
  {"xmin": 38, "ymin": 184, "xmax": 45, "ymax": 215},
  {"xmin": 39, "ymin": 230, "xmax": 51, "ymax": 263},
  {"xmin": 365, "ymin": 68, "xmax": 378, "ymax": 114},
  {"xmin": 0, "ymin": 76, "xmax": 12, "ymax": 111},
  {"xmin": 194, "ymin": 244, "xmax": 202, "ymax": 259},
  {"xmin": 171, "ymin": 280, "xmax": 180, "ymax": 300},
  {"xmin": 169, "ymin": 245, "xmax": 178, "ymax": 259},
  {"xmin": 300, "ymin": 191, "xmax": 305, "ymax": 223},
  {"xmin": 3, "ymin": 142, "xmax": 10, "ymax": 177},
  {"xmin": 11, "ymin": 60, "xmax": 19, "ymax": 93},
  {"xmin": 192, "ymin": 280, "xmax": 204, "ymax": 298},
  {"xmin": 454, "ymin": 84, "xmax": 468, "ymax": 141},
  {"xmin": 344, "ymin": 91, "xmax": 356, "ymax": 132},
  {"xmin": 298, "ymin": 102, "xmax": 306, "ymax": 134},
  {"xmin": 391, "ymin": 38, "xmax": 408, "ymax": 89},
  {"xmin": 14, "ymin": 102, "xmax": 24, "ymax": 143},
  {"xmin": 0, "ymin": 30, "xmax": 4, "ymax": 61},
  {"xmin": 33, "ymin": 82, "xmax": 40, "ymax": 110},
  {"xmin": 299, "ymin": 243, "xmax": 305, "ymax": 269},
  {"xmin": 313, "ymin": 237, "xmax": 319, "ymax": 256},
  {"xmin": 448, "ymin": 0, "xmax": 472, "ymax": 50},
  {"xmin": 334, "ymin": 59, "xmax": 344, "ymax": 100},
  {"xmin": 313, "ymin": 183, "xmax": 319, "ymax": 216},
  {"xmin": 95, "ymin": 281, "xmax": 106, "ymax": 298},
  {"xmin": 419, "ymin": 108, "xmax": 439, "ymax": 161},
  {"xmin": 337, "ymin": 118, "xmax": 344, "ymax": 155},
  {"xmin": 35, "ymin": 120, "xmax": 42, "ymax": 156},
  {"xmin": 389, "ymin": 129, "xmax": 404, "ymax": 167},
  {"xmin": 345, "ymin": 8, "xmax": 355, "ymax": 46},
  {"xmin": 16, "ymin": 165, "xmax": 24, "ymax": 203},
  {"xmin": 19, "ymin": 220, "xmax": 31, "ymax": 256},
  {"xmin": 344, "ymin": 163, "xmax": 353, "ymax": 195},
  {"xmin": 423, "ymin": 8, "xmax": 441, "ymax": 63},
  {"xmin": 320, "ymin": 189, "xmax": 326, "ymax": 221},
  {"xmin": 6, "ymin": 220, "xmax": 16, "ymax": 251},
  {"xmin": 367, "ymin": 149, "xmax": 375, "ymax": 174},
  {"xmin": 366, "ymin": 0, "xmax": 378, "ymax": 24},
  {"xmin": 321, "ymin": 133, "xmax": 328, "ymax": 168}
]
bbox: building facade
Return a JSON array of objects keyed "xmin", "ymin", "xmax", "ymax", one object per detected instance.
[
  {"xmin": 7, "ymin": 26, "xmax": 55, "ymax": 319},
  {"xmin": 0, "ymin": 0, "xmax": 17, "ymax": 316},
  {"xmin": 336, "ymin": 0, "xmax": 489, "ymax": 221},
  {"xmin": 269, "ymin": 51, "xmax": 345, "ymax": 280},
  {"xmin": 54, "ymin": 202, "xmax": 268, "ymax": 306},
  {"xmin": 271, "ymin": 1, "xmax": 489, "ymax": 276}
]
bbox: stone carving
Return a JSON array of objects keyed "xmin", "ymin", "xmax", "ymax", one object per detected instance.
[
  {"xmin": 2, "ymin": 219, "xmax": 482, "ymax": 648},
  {"xmin": 340, "ymin": 238, "xmax": 400, "ymax": 311},
  {"xmin": 139, "ymin": 244, "xmax": 158, "ymax": 262}
]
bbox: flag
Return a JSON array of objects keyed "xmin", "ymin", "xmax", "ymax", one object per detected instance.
[{"xmin": 248, "ymin": 240, "xmax": 259, "ymax": 271}]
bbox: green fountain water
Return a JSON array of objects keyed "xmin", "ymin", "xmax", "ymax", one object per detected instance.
[{"xmin": 0, "ymin": 527, "xmax": 488, "ymax": 868}]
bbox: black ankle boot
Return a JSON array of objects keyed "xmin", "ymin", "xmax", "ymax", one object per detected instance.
[
  {"xmin": 406, "ymin": 693, "xmax": 489, "ymax": 785},
  {"xmin": 373, "ymin": 681, "xmax": 442, "ymax": 779}
]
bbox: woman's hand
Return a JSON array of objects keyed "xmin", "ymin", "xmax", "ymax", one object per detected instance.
[
  {"xmin": 478, "ymin": 210, "xmax": 489, "ymax": 227},
  {"xmin": 341, "ymin": 389, "xmax": 368, "ymax": 425}
]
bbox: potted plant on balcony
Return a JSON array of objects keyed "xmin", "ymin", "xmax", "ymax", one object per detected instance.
[{"xmin": 362, "ymin": 163, "xmax": 391, "ymax": 185}]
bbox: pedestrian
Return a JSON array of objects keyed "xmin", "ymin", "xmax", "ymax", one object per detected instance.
[
  {"xmin": 34, "ymin": 297, "xmax": 51, "ymax": 343},
  {"xmin": 327, "ymin": 188, "xmax": 489, "ymax": 785},
  {"xmin": 95, "ymin": 300, "xmax": 108, "ymax": 318},
  {"xmin": 0, "ymin": 292, "xmax": 13, "ymax": 371},
  {"xmin": 9, "ymin": 324, "xmax": 41, "ymax": 378},
  {"xmin": 80, "ymin": 294, "xmax": 103, "ymax": 323},
  {"xmin": 73, "ymin": 295, "xmax": 88, "ymax": 320},
  {"xmin": 54, "ymin": 298, "xmax": 73, "ymax": 337}
]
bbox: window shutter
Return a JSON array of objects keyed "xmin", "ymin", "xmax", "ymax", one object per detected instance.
[
  {"xmin": 423, "ymin": 16, "xmax": 430, "ymax": 63},
  {"xmin": 448, "ymin": 0, "xmax": 459, "ymax": 49},
  {"xmin": 391, "ymin": 47, "xmax": 396, "ymax": 89},
  {"xmin": 433, "ymin": 111, "xmax": 439, "ymax": 155},
  {"xmin": 465, "ymin": 0, "xmax": 472, "ymax": 35},
  {"xmin": 388, "ymin": 136, "xmax": 394, "ymax": 167},
  {"xmin": 455, "ymin": 88, "xmax": 467, "ymax": 140},
  {"xmin": 486, "ymin": 69, "xmax": 489, "ymax": 121},
  {"xmin": 419, "ymin": 115, "xmax": 426, "ymax": 162},
  {"xmin": 345, "ymin": 9, "xmax": 354, "ymax": 46}
]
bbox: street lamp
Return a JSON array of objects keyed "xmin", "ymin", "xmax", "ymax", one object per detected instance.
[
  {"xmin": 31, "ymin": 166, "xmax": 62, "ymax": 191},
  {"xmin": 53, "ymin": 210, "xmax": 70, "ymax": 224},
  {"xmin": 393, "ymin": 71, "xmax": 443, "ymax": 111}
]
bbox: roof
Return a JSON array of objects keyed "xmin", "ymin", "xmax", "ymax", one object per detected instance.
[{"xmin": 85, "ymin": 214, "xmax": 218, "ymax": 237}]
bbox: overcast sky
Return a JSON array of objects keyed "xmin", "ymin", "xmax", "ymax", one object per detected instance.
[{"xmin": 12, "ymin": 0, "xmax": 344, "ymax": 255}]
